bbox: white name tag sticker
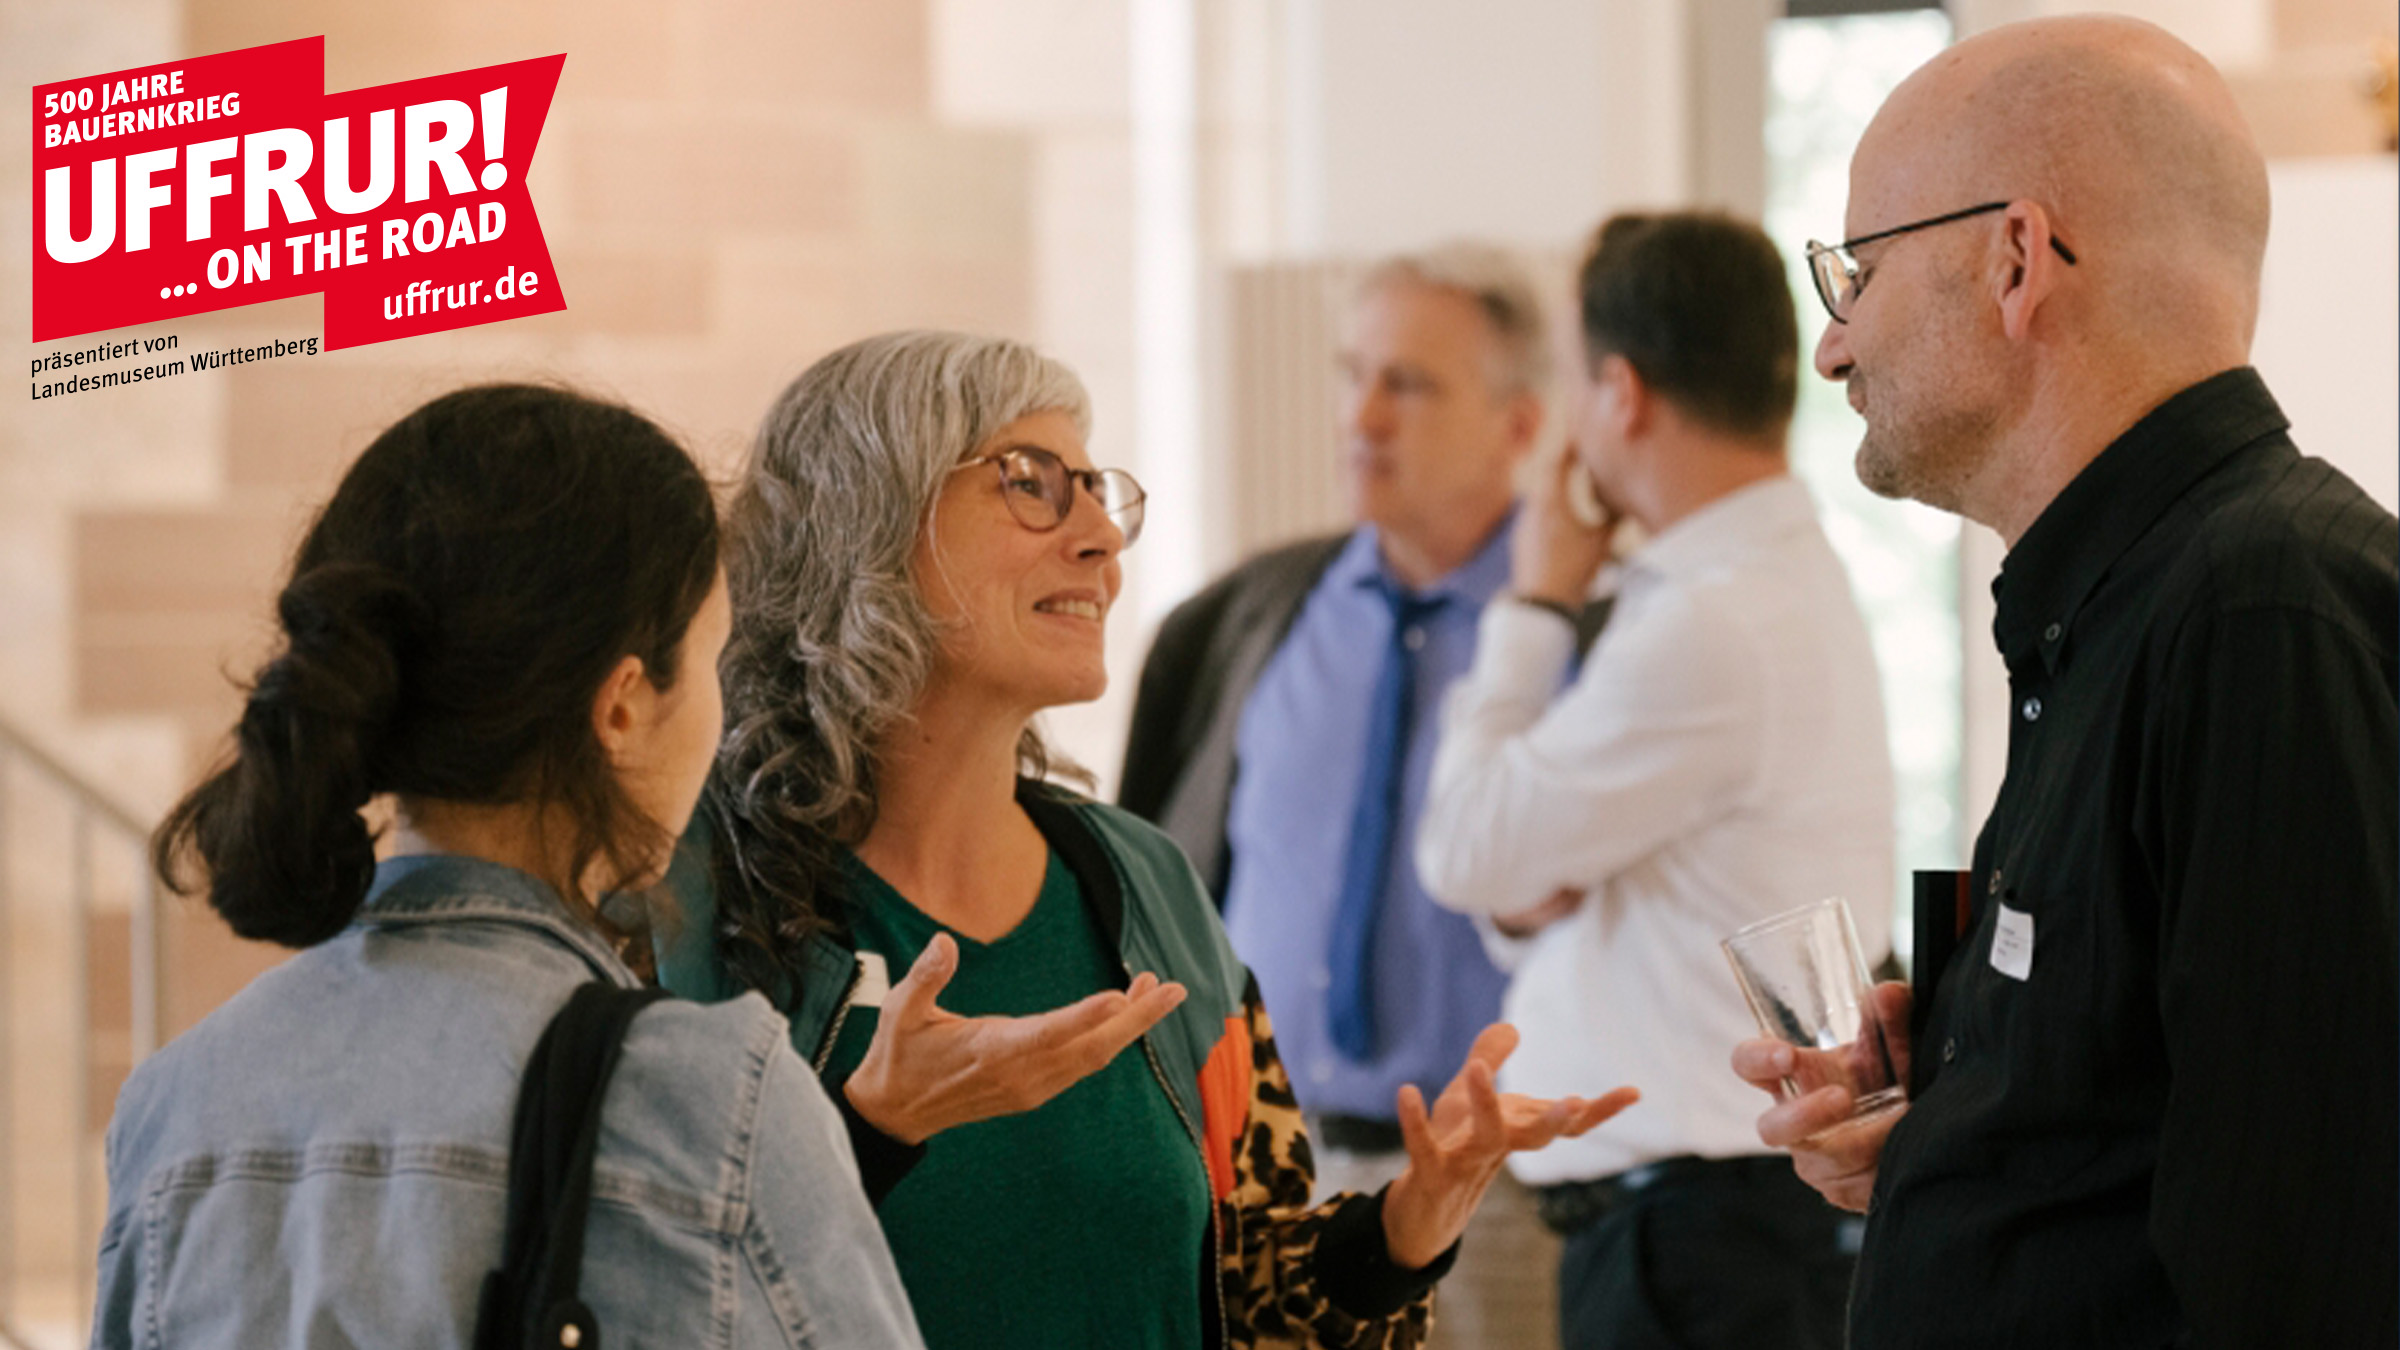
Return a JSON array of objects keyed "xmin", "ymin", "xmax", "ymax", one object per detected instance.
[
  {"xmin": 1990, "ymin": 904, "xmax": 2034, "ymax": 981},
  {"xmin": 849, "ymin": 951, "xmax": 891, "ymax": 1010}
]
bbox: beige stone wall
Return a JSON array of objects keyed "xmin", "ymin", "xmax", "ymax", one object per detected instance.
[
  {"xmin": 4, "ymin": 0, "xmax": 1044, "ymax": 1326},
  {"xmin": 11, "ymin": 0, "xmax": 1042, "ymax": 793}
]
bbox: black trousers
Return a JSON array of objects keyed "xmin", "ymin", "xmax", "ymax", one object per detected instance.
[{"xmin": 1554, "ymin": 1159, "xmax": 1858, "ymax": 1350}]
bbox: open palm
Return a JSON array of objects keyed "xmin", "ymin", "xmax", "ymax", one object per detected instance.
[{"xmin": 1381, "ymin": 1023, "xmax": 1640, "ymax": 1268}]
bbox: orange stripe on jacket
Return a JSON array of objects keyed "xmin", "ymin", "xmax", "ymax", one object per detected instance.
[{"xmin": 1194, "ymin": 1015, "xmax": 1252, "ymax": 1200}]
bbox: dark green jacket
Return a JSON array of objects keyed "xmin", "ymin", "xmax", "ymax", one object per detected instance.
[{"xmin": 654, "ymin": 780, "xmax": 1448, "ymax": 1349}]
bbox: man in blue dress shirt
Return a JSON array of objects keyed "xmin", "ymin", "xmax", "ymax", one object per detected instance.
[{"xmin": 1121, "ymin": 244, "xmax": 1571, "ymax": 1350}]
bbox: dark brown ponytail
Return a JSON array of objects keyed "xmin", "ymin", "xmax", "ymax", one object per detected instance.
[{"xmin": 153, "ymin": 384, "xmax": 719, "ymax": 947}]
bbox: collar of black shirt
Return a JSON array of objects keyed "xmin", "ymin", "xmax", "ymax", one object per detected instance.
[{"xmin": 1990, "ymin": 365, "xmax": 2290, "ymax": 675}]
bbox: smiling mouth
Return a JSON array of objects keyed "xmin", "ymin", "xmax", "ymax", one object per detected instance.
[{"xmin": 1034, "ymin": 598, "xmax": 1104, "ymax": 621}]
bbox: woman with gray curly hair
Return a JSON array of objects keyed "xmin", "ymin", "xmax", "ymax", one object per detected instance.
[{"xmin": 654, "ymin": 330, "xmax": 1635, "ymax": 1350}]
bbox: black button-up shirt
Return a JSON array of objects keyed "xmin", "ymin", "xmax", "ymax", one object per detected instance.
[{"xmin": 1853, "ymin": 368, "xmax": 2399, "ymax": 1349}]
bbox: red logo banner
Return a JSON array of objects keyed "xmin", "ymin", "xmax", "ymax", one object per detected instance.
[{"xmin": 32, "ymin": 37, "xmax": 565, "ymax": 350}]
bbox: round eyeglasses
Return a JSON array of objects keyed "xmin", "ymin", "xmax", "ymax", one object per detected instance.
[{"xmin": 955, "ymin": 443, "xmax": 1147, "ymax": 547}]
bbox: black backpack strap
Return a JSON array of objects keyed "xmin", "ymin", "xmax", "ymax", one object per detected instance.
[{"xmin": 474, "ymin": 982, "xmax": 670, "ymax": 1350}]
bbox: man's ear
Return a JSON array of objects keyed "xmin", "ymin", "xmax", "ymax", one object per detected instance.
[
  {"xmin": 1598, "ymin": 353, "xmax": 1652, "ymax": 437},
  {"xmin": 591, "ymin": 653, "xmax": 653, "ymax": 762},
  {"xmin": 1994, "ymin": 201, "xmax": 2066, "ymax": 342},
  {"xmin": 1504, "ymin": 387, "xmax": 1546, "ymax": 458}
]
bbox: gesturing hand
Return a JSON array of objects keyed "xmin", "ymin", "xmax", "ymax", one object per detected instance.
[
  {"xmin": 1731, "ymin": 979, "xmax": 1911, "ymax": 1213},
  {"xmin": 843, "ymin": 933, "xmax": 1188, "ymax": 1145},
  {"xmin": 1380, "ymin": 1023, "xmax": 1641, "ymax": 1269}
]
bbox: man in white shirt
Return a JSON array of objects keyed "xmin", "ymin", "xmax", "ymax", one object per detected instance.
[{"xmin": 1415, "ymin": 211, "xmax": 1895, "ymax": 1350}]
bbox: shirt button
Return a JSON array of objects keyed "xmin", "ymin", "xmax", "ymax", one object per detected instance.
[
  {"xmin": 2043, "ymin": 622, "xmax": 2063, "ymax": 643},
  {"xmin": 1942, "ymin": 1037, "xmax": 1958, "ymax": 1064},
  {"xmin": 1310, "ymin": 967, "xmax": 1332, "ymax": 991},
  {"xmin": 1402, "ymin": 626, "xmax": 1426, "ymax": 652},
  {"xmin": 2021, "ymin": 696, "xmax": 2043, "ymax": 722},
  {"xmin": 1311, "ymin": 1061, "xmax": 1334, "ymax": 1085},
  {"xmin": 1989, "ymin": 869, "xmax": 2004, "ymax": 896}
]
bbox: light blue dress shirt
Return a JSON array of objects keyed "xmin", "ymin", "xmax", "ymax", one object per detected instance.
[{"xmin": 1222, "ymin": 522, "xmax": 1517, "ymax": 1121}]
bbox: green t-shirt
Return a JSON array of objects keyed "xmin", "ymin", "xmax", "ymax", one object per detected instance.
[{"xmin": 826, "ymin": 850, "xmax": 1212, "ymax": 1350}]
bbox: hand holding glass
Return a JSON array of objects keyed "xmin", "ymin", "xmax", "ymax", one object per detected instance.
[{"xmin": 1721, "ymin": 898, "xmax": 1904, "ymax": 1132}]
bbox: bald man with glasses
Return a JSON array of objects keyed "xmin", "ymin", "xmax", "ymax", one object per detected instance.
[{"xmin": 1737, "ymin": 16, "xmax": 2398, "ymax": 1349}]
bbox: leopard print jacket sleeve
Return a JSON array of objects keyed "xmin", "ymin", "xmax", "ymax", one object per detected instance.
[{"xmin": 1213, "ymin": 980, "xmax": 1438, "ymax": 1350}]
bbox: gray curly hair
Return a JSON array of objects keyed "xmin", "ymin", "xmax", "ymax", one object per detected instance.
[{"xmin": 707, "ymin": 331, "xmax": 1091, "ymax": 984}]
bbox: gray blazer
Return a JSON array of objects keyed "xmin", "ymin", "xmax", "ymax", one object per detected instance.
[{"xmin": 1117, "ymin": 530, "xmax": 1607, "ymax": 903}]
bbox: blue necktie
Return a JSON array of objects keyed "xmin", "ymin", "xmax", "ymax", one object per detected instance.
[{"xmin": 1327, "ymin": 582, "xmax": 1446, "ymax": 1063}]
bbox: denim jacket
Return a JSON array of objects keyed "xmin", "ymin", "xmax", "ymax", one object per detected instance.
[{"xmin": 90, "ymin": 854, "xmax": 924, "ymax": 1350}]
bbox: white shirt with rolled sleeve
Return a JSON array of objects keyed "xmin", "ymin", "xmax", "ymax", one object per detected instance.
[{"xmin": 1416, "ymin": 475, "xmax": 1895, "ymax": 1185}]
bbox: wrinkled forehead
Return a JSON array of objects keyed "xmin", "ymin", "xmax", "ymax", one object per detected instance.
[{"xmin": 1341, "ymin": 278, "xmax": 1506, "ymax": 380}]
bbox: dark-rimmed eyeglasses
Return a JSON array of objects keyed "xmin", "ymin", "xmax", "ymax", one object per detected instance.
[
  {"xmin": 1806, "ymin": 201, "xmax": 2079, "ymax": 324},
  {"xmin": 954, "ymin": 443, "xmax": 1147, "ymax": 547}
]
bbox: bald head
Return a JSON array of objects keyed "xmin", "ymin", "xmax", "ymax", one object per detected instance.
[
  {"xmin": 1819, "ymin": 18, "xmax": 2278, "ymax": 540},
  {"xmin": 1857, "ymin": 15, "xmax": 2269, "ymax": 349}
]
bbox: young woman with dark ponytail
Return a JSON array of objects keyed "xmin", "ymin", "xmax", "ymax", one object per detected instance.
[{"xmin": 93, "ymin": 384, "xmax": 924, "ymax": 1349}]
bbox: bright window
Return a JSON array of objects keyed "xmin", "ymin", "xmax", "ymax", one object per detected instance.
[{"xmin": 1766, "ymin": 8, "xmax": 1956, "ymax": 961}]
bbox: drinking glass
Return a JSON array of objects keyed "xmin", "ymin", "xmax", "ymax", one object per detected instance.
[{"xmin": 1721, "ymin": 897, "xmax": 1904, "ymax": 1127}]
